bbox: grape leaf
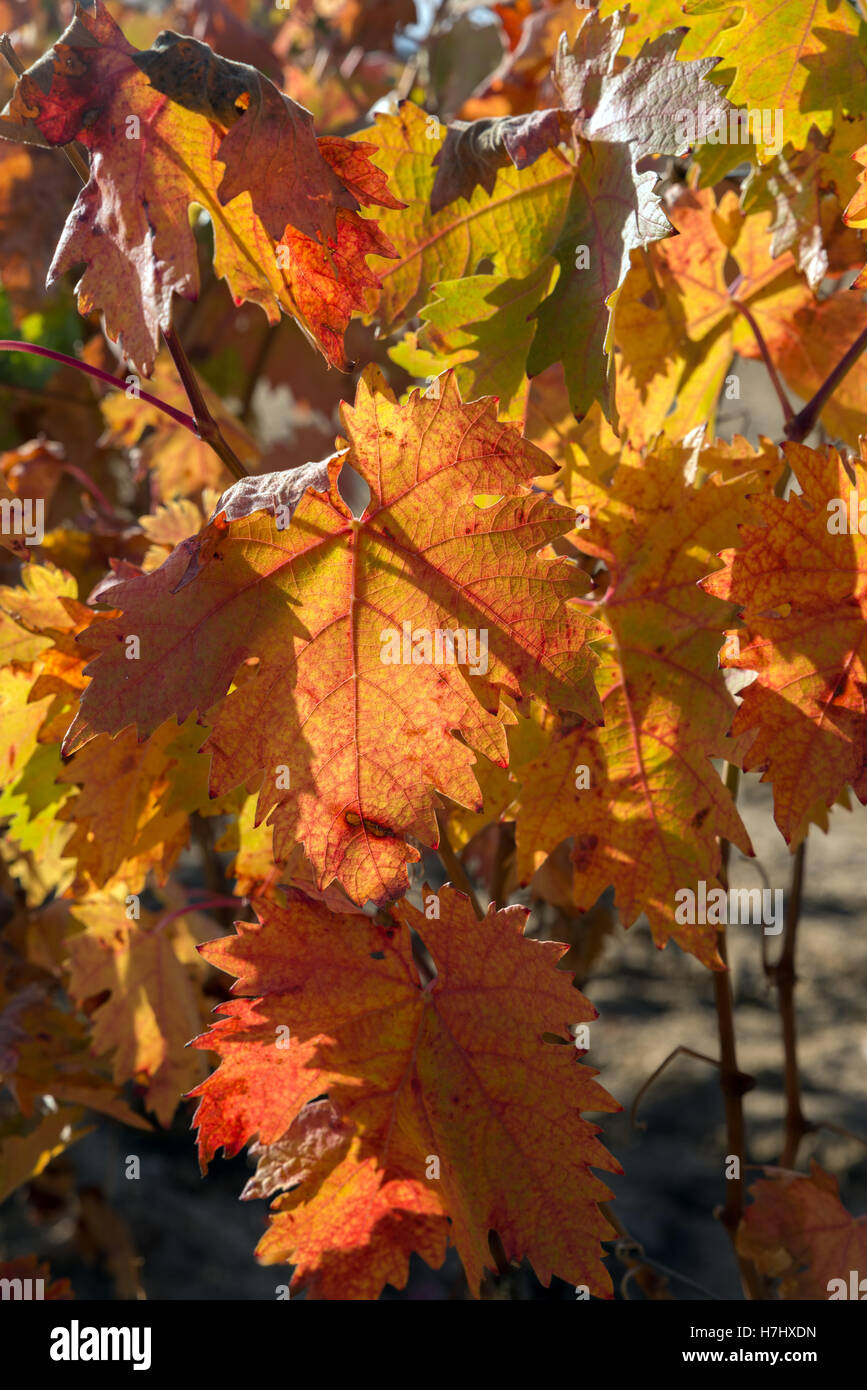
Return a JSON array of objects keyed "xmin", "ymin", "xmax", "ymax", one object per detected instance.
[
  {"xmin": 703, "ymin": 441, "xmax": 867, "ymax": 848},
  {"xmin": 742, "ymin": 123, "xmax": 867, "ymax": 290},
  {"xmin": 56, "ymin": 717, "xmax": 212, "ymax": 892},
  {"xmin": 840, "ymin": 139, "xmax": 867, "ymax": 286},
  {"xmin": 513, "ymin": 435, "xmax": 785, "ymax": 966},
  {"xmin": 191, "ymin": 885, "xmax": 620, "ymax": 1296},
  {"xmin": 0, "ymin": 1107, "xmax": 89, "ymax": 1204},
  {"xmin": 63, "ymin": 369, "xmax": 604, "ymax": 907},
  {"xmin": 613, "ymin": 187, "xmax": 813, "ymax": 442},
  {"xmin": 65, "ymin": 894, "xmax": 217, "ymax": 1126},
  {"xmin": 430, "ymin": 110, "xmax": 565, "ymax": 211},
  {"xmin": 679, "ymin": 0, "xmax": 867, "ymax": 160},
  {"xmin": 249, "ymin": 1101, "xmax": 449, "ymax": 1300},
  {"xmin": 526, "ymin": 138, "xmax": 671, "ymax": 419},
  {"xmin": 0, "ymin": 1, "xmax": 399, "ymax": 373},
  {"xmin": 357, "ymin": 101, "xmax": 574, "ymax": 334},
  {"xmin": 423, "ymin": 13, "xmax": 734, "ymax": 415},
  {"xmin": 0, "ymin": 976, "xmax": 151, "ymax": 1129},
  {"xmin": 737, "ymin": 1162, "xmax": 867, "ymax": 1300},
  {"xmin": 389, "ymin": 262, "xmax": 557, "ymax": 417},
  {"xmin": 431, "ymin": 12, "xmax": 732, "ymax": 209},
  {"xmin": 130, "ymin": 30, "xmax": 359, "ymax": 242}
]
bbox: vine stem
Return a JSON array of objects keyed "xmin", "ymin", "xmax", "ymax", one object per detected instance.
[
  {"xmin": 730, "ymin": 298, "xmax": 794, "ymax": 426},
  {"xmin": 784, "ymin": 321, "xmax": 867, "ymax": 445},
  {"xmin": 435, "ymin": 809, "xmax": 485, "ymax": 920},
  {"xmin": 767, "ymin": 840, "xmax": 811, "ymax": 1166},
  {"xmin": 715, "ymin": 762, "xmax": 765, "ymax": 1299},
  {"xmin": 154, "ymin": 894, "xmax": 250, "ymax": 934},
  {"xmin": 161, "ymin": 327, "xmax": 247, "ymax": 481},
  {"xmin": 0, "ymin": 341, "xmax": 197, "ymax": 432},
  {"xmin": 0, "ymin": 32, "xmax": 249, "ymax": 484},
  {"xmin": 630, "ymin": 1045, "xmax": 721, "ymax": 1130}
]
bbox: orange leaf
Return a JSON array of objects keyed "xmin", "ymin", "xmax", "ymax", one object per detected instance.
[
  {"xmin": 738, "ymin": 1163, "xmax": 867, "ymax": 1300},
  {"xmin": 64, "ymin": 370, "xmax": 603, "ymax": 907},
  {"xmin": 191, "ymin": 884, "xmax": 620, "ymax": 1297},
  {"xmin": 0, "ymin": 1, "xmax": 399, "ymax": 373},
  {"xmin": 514, "ymin": 435, "xmax": 784, "ymax": 965},
  {"xmin": 703, "ymin": 441, "xmax": 867, "ymax": 847},
  {"xmin": 249, "ymin": 1101, "xmax": 448, "ymax": 1300},
  {"xmin": 65, "ymin": 896, "xmax": 217, "ymax": 1126}
]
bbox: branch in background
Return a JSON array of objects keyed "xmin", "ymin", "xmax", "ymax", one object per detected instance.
[
  {"xmin": 189, "ymin": 813, "xmax": 247, "ymax": 934},
  {"xmin": 396, "ymin": 0, "xmax": 453, "ymax": 103},
  {"xmin": 767, "ymin": 840, "xmax": 811, "ymax": 1167},
  {"xmin": 240, "ymin": 320, "xmax": 281, "ymax": 423},
  {"xmin": 714, "ymin": 762, "xmax": 764, "ymax": 1299},
  {"xmin": 730, "ymin": 297, "xmax": 794, "ymax": 427},
  {"xmin": 630, "ymin": 1045, "xmax": 722, "ymax": 1131},
  {"xmin": 784, "ymin": 321, "xmax": 867, "ymax": 444},
  {"xmin": 435, "ymin": 808, "xmax": 484, "ymax": 920},
  {"xmin": 488, "ymin": 821, "xmax": 515, "ymax": 911},
  {"xmin": 162, "ymin": 327, "xmax": 248, "ymax": 481},
  {"xmin": 0, "ymin": 341, "xmax": 197, "ymax": 432},
  {"xmin": 154, "ymin": 893, "xmax": 251, "ymax": 936}
]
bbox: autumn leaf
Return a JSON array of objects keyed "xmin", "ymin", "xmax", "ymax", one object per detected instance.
[
  {"xmin": 527, "ymin": 138, "xmax": 672, "ymax": 418},
  {"xmin": 65, "ymin": 894, "xmax": 219, "ymax": 1126},
  {"xmin": 0, "ymin": 1, "xmax": 400, "ymax": 373},
  {"xmin": 63, "ymin": 369, "xmax": 604, "ymax": 907},
  {"xmin": 56, "ymin": 716, "xmax": 215, "ymax": 892},
  {"xmin": 613, "ymin": 187, "xmax": 813, "ymax": 442},
  {"xmin": 248, "ymin": 1101, "xmax": 449, "ymax": 1300},
  {"xmin": 357, "ymin": 101, "xmax": 574, "ymax": 334},
  {"xmin": 703, "ymin": 441, "xmax": 867, "ymax": 848},
  {"xmin": 843, "ymin": 140, "xmax": 867, "ymax": 277},
  {"xmin": 214, "ymin": 793, "xmax": 291, "ymax": 901},
  {"xmin": 130, "ymin": 30, "xmax": 360, "ymax": 243},
  {"xmin": 742, "ymin": 122, "xmax": 867, "ymax": 291},
  {"xmin": 737, "ymin": 1163, "xmax": 867, "ymax": 1299},
  {"xmin": 191, "ymin": 884, "xmax": 620, "ymax": 1297},
  {"xmin": 0, "ymin": 665, "xmax": 54, "ymax": 792},
  {"xmin": 513, "ymin": 434, "xmax": 785, "ymax": 966},
  {"xmin": 458, "ymin": 0, "xmax": 588, "ymax": 122},
  {"xmin": 0, "ymin": 1107, "xmax": 90, "ymax": 1205},
  {"xmin": 394, "ymin": 14, "xmax": 734, "ymax": 416},
  {"xmin": 430, "ymin": 109, "xmax": 565, "ymax": 211},
  {"xmin": 389, "ymin": 263, "xmax": 557, "ymax": 418},
  {"xmin": 678, "ymin": 0, "xmax": 867, "ymax": 160},
  {"xmin": 138, "ymin": 493, "xmax": 221, "ymax": 572},
  {"xmin": 432, "ymin": 8, "xmax": 731, "ymax": 210},
  {"xmin": 0, "ymin": 562, "xmax": 76, "ymax": 666},
  {"xmin": 0, "ymin": 976, "xmax": 151, "ymax": 1129}
]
